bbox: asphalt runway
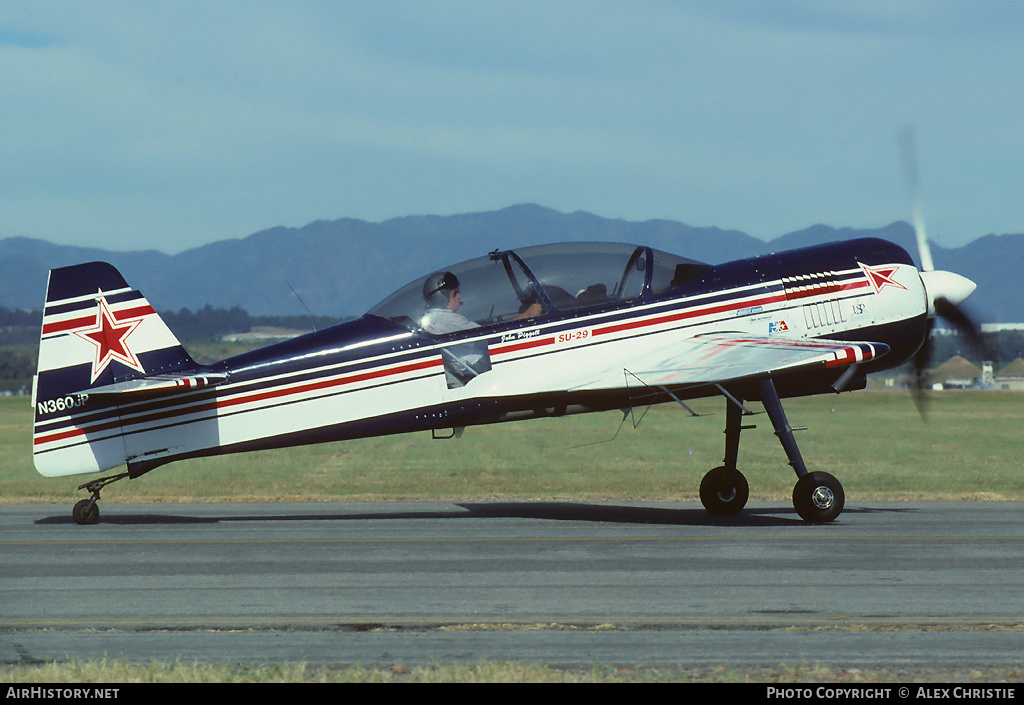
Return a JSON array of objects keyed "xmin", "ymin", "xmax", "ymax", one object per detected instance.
[{"xmin": 3, "ymin": 500, "xmax": 1024, "ymax": 670}]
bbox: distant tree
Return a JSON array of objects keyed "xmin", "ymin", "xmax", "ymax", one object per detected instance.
[
  {"xmin": 0, "ymin": 348, "xmax": 35, "ymax": 390},
  {"xmin": 160, "ymin": 305, "xmax": 252, "ymax": 342}
]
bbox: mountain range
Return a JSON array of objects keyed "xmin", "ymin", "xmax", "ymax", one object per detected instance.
[{"xmin": 1, "ymin": 204, "xmax": 1019, "ymax": 322}]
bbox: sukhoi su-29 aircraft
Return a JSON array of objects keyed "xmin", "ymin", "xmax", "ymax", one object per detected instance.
[{"xmin": 31, "ymin": 208, "xmax": 981, "ymax": 525}]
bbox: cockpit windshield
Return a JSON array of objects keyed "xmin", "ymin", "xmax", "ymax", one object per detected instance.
[{"xmin": 367, "ymin": 242, "xmax": 709, "ymax": 335}]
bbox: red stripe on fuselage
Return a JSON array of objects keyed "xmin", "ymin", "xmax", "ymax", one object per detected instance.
[
  {"xmin": 490, "ymin": 336, "xmax": 555, "ymax": 356},
  {"xmin": 593, "ymin": 291, "xmax": 787, "ymax": 337}
]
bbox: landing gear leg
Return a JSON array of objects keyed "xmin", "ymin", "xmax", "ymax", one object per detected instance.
[
  {"xmin": 73, "ymin": 472, "xmax": 129, "ymax": 525},
  {"xmin": 757, "ymin": 378, "xmax": 844, "ymax": 522},
  {"xmin": 700, "ymin": 394, "xmax": 754, "ymax": 515}
]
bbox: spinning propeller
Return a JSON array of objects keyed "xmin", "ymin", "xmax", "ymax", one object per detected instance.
[{"xmin": 898, "ymin": 127, "xmax": 986, "ymax": 414}]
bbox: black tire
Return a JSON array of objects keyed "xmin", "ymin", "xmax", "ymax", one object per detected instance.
[
  {"xmin": 699, "ymin": 466, "xmax": 749, "ymax": 515},
  {"xmin": 793, "ymin": 472, "xmax": 845, "ymax": 522},
  {"xmin": 73, "ymin": 498, "xmax": 99, "ymax": 525}
]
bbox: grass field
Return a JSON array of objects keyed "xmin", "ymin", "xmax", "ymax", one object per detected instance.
[
  {"xmin": 3, "ymin": 659, "xmax": 1022, "ymax": 684},
  {"xmin": 3, "ymin": 390, "xmax": 1021, "ymax": 503}
]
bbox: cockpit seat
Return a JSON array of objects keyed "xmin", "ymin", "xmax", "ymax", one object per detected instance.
[
  {"xmin": 540, "ymin": 285, "xmax": 579, "ymax": 310},
  {"xmin": 576, "ymin": 283, "xmax": 610, "ymax": 306}
]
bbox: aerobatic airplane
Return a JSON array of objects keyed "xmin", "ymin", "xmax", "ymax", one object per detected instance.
[{"xmin": 32, "ymin": 216, "xmax": 981, "ymax": 525}]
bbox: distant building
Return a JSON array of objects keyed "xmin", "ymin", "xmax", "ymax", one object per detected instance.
[
  {"xmin": 221, "ymin": 326, "xmax": 307, "ymax": 343},
  {"xmin": 994, "ymin": 358, "xmax": 1024, "ymax": 391},
  {"xmin": 981, "ymin": 323, "xmax": 1024, "ymax": 333},
  {"xmin": 928, "ymin": 356, "xmax": 982, "ymax": 390}
]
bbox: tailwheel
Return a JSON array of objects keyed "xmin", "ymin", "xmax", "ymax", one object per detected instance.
[
  {"xmin": 72, "ymin": 471, "xmax": 128, "ymax": 525},
  {"xmin": 792, "ymin": 471, "xmax": 845, "ymax": 523},
  {"xmin": 700, "ymin": 466, "xmax": 749, "ymax": 515},
  {"xmin": 72, "ymin": 498, "xmax": 99, "ymax": 525}
]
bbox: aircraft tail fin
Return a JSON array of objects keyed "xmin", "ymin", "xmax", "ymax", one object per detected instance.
[{"xmin": 32, "ymin": 262, "xmax": 211, "ymax": 477}]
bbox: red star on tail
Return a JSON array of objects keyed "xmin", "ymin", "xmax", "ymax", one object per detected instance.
[{"xmin": 75, "ymin": 297, "xmax": 146, "ymax": 383}]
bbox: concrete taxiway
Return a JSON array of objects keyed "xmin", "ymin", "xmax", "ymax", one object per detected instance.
[{"xmin": 2, "ymin": 500, "xmax": 1023, "ymax": 668}]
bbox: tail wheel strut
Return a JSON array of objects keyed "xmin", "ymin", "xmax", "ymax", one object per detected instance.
[{"xmin": 73, "ymin": 472, "xmax": 129, "ymax": 525}]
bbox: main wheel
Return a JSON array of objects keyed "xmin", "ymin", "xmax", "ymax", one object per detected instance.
[
  {"xmin": 700, "ymin": 466, "xmax": 749, "ymax": 515},
  {"xmin": 792, "ymin": 472, "xmax": 844, "ymax": 522},
  {"xmin": 72, "ymin": 498, "xmax": 99, "ymax": 525}
]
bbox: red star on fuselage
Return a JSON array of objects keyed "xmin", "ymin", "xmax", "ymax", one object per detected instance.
[
  {"xmin": 74, "ymin": 297, "xmax": 146, "ymax": 383},
  {"xmin": 860, "ymin": 263, "xmax": 908, "ymax": 294}
]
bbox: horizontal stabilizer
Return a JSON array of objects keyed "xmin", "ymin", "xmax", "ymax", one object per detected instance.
[{"xmin": 86, "ymin": 372, "xmax": 228, "ymax": 396}]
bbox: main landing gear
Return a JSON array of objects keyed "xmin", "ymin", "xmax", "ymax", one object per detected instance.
[
  {"xmin": 699, "ymin": 378, "xmax": 845, "ymax": 523},
  {"xmin": 72, "ymin": 472, "xmax": 129, "ymax": 525}
]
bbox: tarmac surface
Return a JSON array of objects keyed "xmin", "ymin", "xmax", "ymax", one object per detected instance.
[{"xmin": 2, "ymin": 500, "xmax": 1023, "ymax": 669}]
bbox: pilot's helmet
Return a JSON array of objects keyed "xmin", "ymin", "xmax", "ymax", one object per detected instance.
[{"xmin": 423, "ymin": 271, "xmax": 460, "ymax": 308}]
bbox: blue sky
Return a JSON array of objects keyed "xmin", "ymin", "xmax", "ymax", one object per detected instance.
[{"xmin": 2, "ymin": 1, "xmax": 1022, "ymax": 253}]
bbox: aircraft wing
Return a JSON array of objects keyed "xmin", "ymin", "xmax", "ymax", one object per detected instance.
[{"xmin": 574, "ymin": 334, "xmax": 888, "ymax": 391}]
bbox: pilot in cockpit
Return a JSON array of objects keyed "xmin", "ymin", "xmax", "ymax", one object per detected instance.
[{"xmin": 420, "ymin": 271, "xmax": 543, "ymax": 335}]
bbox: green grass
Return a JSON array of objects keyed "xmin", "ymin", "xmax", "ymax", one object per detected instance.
[
  {"xmin": 3, "ymin": 658, "xmax": 1023, "ymax": 683},
  {"xmin": 4, "ymin": 390, "xmax": 1023, "ymax": 503}
]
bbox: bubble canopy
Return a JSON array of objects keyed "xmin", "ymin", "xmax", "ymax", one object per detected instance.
[{"xmin": 367, "ymin": 242, "xmax": 709, "ymax": 336}]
